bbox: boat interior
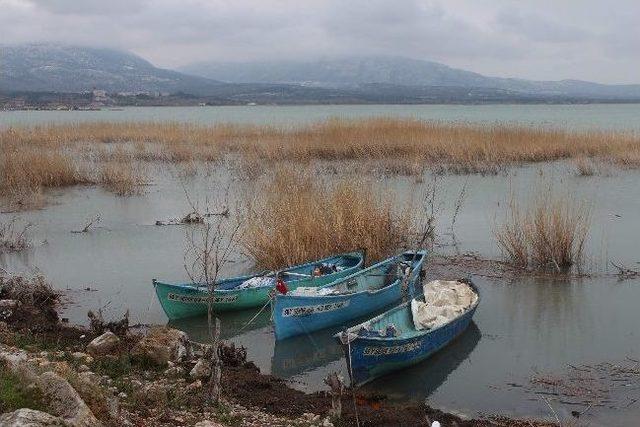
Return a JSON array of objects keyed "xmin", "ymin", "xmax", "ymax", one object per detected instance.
[
  {"xmin": 216, "ymin": 252, "xmax": 363, "ymax": 290},
  {"xmin": 327, "ymin": 252, "xmax": 424, "ymax": 295}
]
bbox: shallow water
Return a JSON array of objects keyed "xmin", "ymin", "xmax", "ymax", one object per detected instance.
[
  {"xmin": 2, "ymin": 104, "xmax": 640, "ymax": 425},
  {"xmin": 2, "ymin": 103, "xmax": 640, "ymax": 131},
  {"xmin": 2, "ymin": 161, "xmax": 640, "ymax": 426}
]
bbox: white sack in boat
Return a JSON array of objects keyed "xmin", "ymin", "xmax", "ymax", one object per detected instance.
[
  {"xmin": 289, "ymin": 286, "xmax": 335, "ymax": 296},
  {"xmin": 237, "ymin": 276, "xmax": 275, "ymax": 289},
  {"xmin": 411, "ymin": 280, "xmax": 477, "ymax": 330}
]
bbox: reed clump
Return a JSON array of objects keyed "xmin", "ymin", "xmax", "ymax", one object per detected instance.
[
  {"xmin": 494, "ymin": 190, "xmax": 590, "ymax": 270},
  {"xmin": 99, "ymin": 156, "xmax": 145, "ymax": 196},
  {"xmin": 0, "ymin": 149, "xmax": 89, "ymax": 198},
  {"xmin": 243, "ymin": 169, "xmax": 414, "ymax": 269}
]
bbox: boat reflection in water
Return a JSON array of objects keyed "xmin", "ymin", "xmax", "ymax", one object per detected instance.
[
  {"xmin": 168, "ymin": 309, "xmax": 479, "ymax": 402},
  {"xmin": 168, "ymin": 307, "xmax": 272, "ymax": 341},
  {"xmin": 359, "ymin": 322, "xmax": 481, "ymax": 401},
  {"xmin": 271, "ymin": 328, "xmax": 344, "ymax": 378}
]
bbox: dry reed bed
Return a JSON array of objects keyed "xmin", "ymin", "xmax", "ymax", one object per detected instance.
[
  {"xmin": 243, "ymin": 168, "xmax": 415, "ymax": 269},
  {"xmin": 3, "ymin": 119, "xmax": 639, "ymax": 165},
  {"xmin": 2, "ymin": 119, "xmax": 640, "ymax": 204}
]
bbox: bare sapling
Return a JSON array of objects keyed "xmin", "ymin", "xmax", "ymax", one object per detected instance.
[{"xmin": 183, "ymin": 189, "xmax": 244, "ymax": 404}]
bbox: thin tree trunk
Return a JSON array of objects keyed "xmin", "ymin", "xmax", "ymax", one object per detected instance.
[{"xmin": 208, "ymin": 312, "xmax": 222, "ymax": 404}]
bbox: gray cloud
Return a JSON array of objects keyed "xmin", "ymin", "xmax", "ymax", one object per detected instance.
[{"xmin": 0, "ymin": 0, "xmax": 638, "ymax": 83}]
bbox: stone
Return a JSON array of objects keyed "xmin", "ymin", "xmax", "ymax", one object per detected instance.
[
  {"xmin": 37, "ymin": 371, "xmax": 101, "ymax": 427},
  {"xmin": 130, "ymin": 327, "xmax": 191, "ymax": 367},
  {"xmin": 185, "ymin": 379, "xmax": 202, "ymax": 392},
  {"xmin": 0, "ymin": 408, "xmax": 66, "ymax": 426},
  {"xmin": 322, "ymin": 417, "xmax": 334, "ymax": 427},
  {"xmin": 86, "ymin": 331, "xmax": 120, "ymax": 358},
  {"xmin": 0, "ymin": 299, "xmax": 18, "ymax": 309},
  {"xmin": 164, "ymin": 365, "xmax": 184, "ymax": 378},
  {"xmin": 134, "ymin": 382, "xmax": 168, "ymax": 406},
  {"xmin": 195, "ymin": 421, "xmax": 225, "ymax": 427},
  {"xmin": 71, "ymin": 352, "xmax": 94, "ymax": 364},
  {"xmin": 189, "ymin": 358, "xmax": 211, "ymax": 380}
]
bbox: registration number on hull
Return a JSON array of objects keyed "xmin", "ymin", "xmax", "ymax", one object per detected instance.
[
  {"xmin": 282, "ymin": 300, "xmax": 350, "ymax": 317},
  {"xmin": 363, "ymin": 341, "xmax": 420, "ymax": 356},
  {"xmin": 167, "ymin": 293, "xmax": 238, "ymax": 304}
]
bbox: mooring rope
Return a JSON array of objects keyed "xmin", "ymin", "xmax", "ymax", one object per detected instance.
[{"xmin": 238, "ymin": 296, "xmax": 272, "ymax": 332}]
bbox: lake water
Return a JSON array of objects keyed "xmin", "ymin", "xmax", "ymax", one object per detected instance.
[
  {"xmin": 2, "ymin": 105, "xmax": 640, "ymax": 426},
  {"xmin": 2, "ymin": 103, "xmax": 640, "ymax": 131}
]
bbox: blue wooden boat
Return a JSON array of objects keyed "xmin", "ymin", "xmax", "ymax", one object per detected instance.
[
  {"xmin": 153, "ymin": 250, "xmax": 364, "ymax": 320},
  {"xmin": 334, "ymin": 279, "xmax": 480, "ymax": 387},
  {"xmin": 272, "ymin": 250, "xmax": 427, "ymax": 340}
]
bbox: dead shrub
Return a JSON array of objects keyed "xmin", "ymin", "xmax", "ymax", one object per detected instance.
[{"xmin": 0, "ymin": 217, "xmax": 32, "ymax": 253}]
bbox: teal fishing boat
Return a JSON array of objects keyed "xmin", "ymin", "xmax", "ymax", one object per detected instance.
[
  {"xmin": 153, "ymin": 251, "xmax": 364, "ymax": 320},
  {"xmin": 335, "ymin": 278, "xmax": 480, "ymax": 386}
]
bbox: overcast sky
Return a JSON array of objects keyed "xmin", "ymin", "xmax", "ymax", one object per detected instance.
[{"xmin": 1, "ymin": 0, "xmax": 638, "ymax": 84}]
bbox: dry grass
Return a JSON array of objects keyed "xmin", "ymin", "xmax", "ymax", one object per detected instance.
[
  {"xmin": 2, "ymin": 119, "xmax": 639, "ymax": 207},
  {"xmin": 574, "ymin": 157, "xmax": 598, "ymax": 176},
  {"xmin": 494, "ymin": 189, "xmax": 591, "ymax": 270},
  {"xmin": 0, "ymin": 217, "xmax": 32, "ymax": 253},
  {"xmin": 100, "ymin": 159, "xmax": 145, "ymax": 196},
  {"xmin": 0, "ymin": 148, "xmax": 89, "ymax": 207},
  {"xmin": 243, "ymin": 168, "xmax": 415, "ymax": 269},
  {"xmin": 3, "ymin": 118, "xmax": 639, "ymax": 166}
]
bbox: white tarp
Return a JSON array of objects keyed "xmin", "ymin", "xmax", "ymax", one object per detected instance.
[
  {"xmin": 411, "ymin": 280, "xmax": 477, "ymax": 330},
  {"xmin": 237, "ymin": 276, "xmax": 275, "ymax": 289},
  {"xmin": 289, "ymin": 286, "xmax": 336, "ymax": 296}
]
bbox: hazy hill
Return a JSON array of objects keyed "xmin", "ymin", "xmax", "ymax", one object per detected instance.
[
  {"xmin": 2, "ymin": 45, "xmax": 639, "ymax": 103},
  {"xmin": 182, "ymin": 56, "xmax": 640, "ymax": 99},
  {"xmin": 0, "ymin": 44, "xmax": 223, "ymax": 94}
]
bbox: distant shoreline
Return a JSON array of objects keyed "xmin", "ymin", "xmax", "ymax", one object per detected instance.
[{"xmin": 3, "ymin": 90, "xmax": 640, "ymax": 111}]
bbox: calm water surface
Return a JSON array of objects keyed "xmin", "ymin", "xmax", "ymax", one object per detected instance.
[
  {"xmin": 2, "ymin": 106, "xmax": 640, "ymax": 425},
  {"xmin": 1, "ymin": 104, "xmax": 640, "ymax": 131}
]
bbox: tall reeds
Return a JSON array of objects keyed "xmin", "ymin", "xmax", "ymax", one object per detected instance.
[
  {"xmin": 494, "ymin": 190, "xmax": 591, "ymax": 270},
  {"xmin": 99, "ymin": 155, "xmax": 145, "ymax": 196},
  {"xmin": 3, "ymin": 119, "xmax": 639, "ymax": 207},
  {"xmin": 243, "ymin": 169, "xmax": 415, "ymax": 269}
]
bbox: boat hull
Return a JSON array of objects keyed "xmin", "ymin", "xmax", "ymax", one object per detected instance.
[
  {"xmin": 344, "ymin": 304, "xmax": 477, "ymax": 386},
  {"xmin": 273, "ymin": 251, "xmax": 426, "ymax": 340},
  {"xmin": 153, "ymin": 251, "xmax": 364, "ymax": 320},
  {"xmin": 273, "ymin": 282, "xmax": 402, "ymax": 340}
]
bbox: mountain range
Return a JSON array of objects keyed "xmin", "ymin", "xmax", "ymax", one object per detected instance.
[
  {"xmin": 0, "ymin": 44, "xmax": 223, "ymax": 94},
  {"xmin": 2, "ymin": 44, "xmax": 640, "ymax": 103},
  {"xmin": 182, "ymin": 56, "xmax": 640, "ymax": 99}
]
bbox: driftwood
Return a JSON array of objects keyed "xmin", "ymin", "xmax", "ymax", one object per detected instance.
[
  {"xmin": 71, "ymin": 215, "xmax": 101, "ymax": 233},
  {"xmin": 611, "ymin": 261, "xmax": 640, "ymax": 280}
]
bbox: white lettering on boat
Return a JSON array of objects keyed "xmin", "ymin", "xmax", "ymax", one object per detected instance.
[
  {"xmin": 281, "ymin": 300, "xmax": 350, "ymax": 317},
  {"xmin": 167, "ymin": 293, "xmax": 238, "ymax": 304},
  {"xmin": 363, "ymin": 341, "xmax": 420, "ymax": 356}
]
